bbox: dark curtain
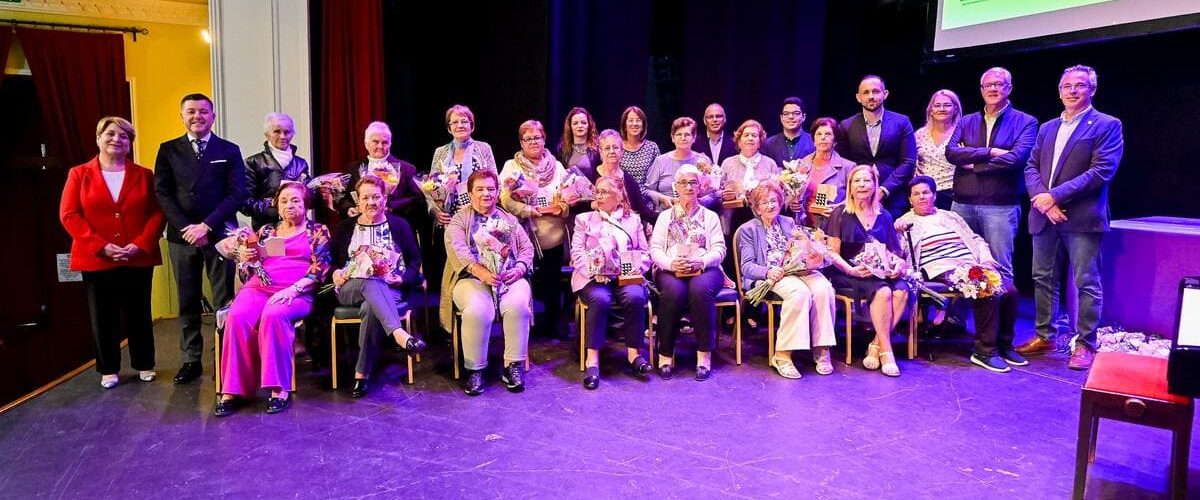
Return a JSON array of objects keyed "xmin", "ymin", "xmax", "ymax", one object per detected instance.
[
  {"xmin": 17, "ymin": 28, "xmax": 129, "ymax": 167},
  {"xmin": 0, "ymin": 29, "xmax": 13, "ymax": 88},
  {"xmin": 316, "ymin": 0, "xmax": 386, "ymax": 176}
]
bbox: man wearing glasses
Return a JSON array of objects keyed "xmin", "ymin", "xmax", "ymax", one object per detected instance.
[
  {"xmin": 836, "ymin": 76, "xmax": 917, "ymax": 218},
  {"xmin": 945, "ymin": 67, "xmax": 1038, "ymax": 288},
  {"xmin": 699, "ymin": 103, "xmax": 736, "ymax": 166},
  {"xmin": 763, "ymin": 96, "xmax": 816, "ymax": 166},
  {"xmin": 1018, "ymin": 64, "xmax": 1123, "ymax": 370}
]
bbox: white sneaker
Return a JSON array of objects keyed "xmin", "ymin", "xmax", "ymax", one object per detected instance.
[{"xmin": 138, "ymin": 370, "xmax": 157, "ymax": 382}]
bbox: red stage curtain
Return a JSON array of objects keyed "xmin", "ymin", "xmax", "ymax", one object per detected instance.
[
  {"xmin": 17, "ymin": 28, "xmax": 129, "ymax": 167},
  {"xmin": 317, "ymin": 0, "xmax": 386, "ymax": 176},
  {"xmin": 0, "ymin": 29, "xmax": 13, "ymax": 88}
]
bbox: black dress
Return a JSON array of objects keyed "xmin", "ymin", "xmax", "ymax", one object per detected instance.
[{"xmin": 826, "ymin": 205, "xmax": 911, "ymax": 311}]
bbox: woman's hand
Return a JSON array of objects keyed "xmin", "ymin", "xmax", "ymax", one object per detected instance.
[
  {"xmin": 808, "ymin": 205, "xmax": 832, "ymax": 217},
  {"xmin": 497, "ymin": 267, "xmax": 523, "ymax": 285},
  {"xmin": 236, "ymin": 245, "xmax": 258, "ymax": 262},
  {"xmin": 847, "ymin": 264, "xmax": 872, "ymax": 278},
  {"xmin": 267, "ymin": 287, "xmax": 299, "ymax": 305},
  {"xmin": 332, "ymin": 269, "xmax": 348, "ymax": 288},
  {"xmin": 887, "ymin": 259, "xmax": 910, "ymax": 279},
  {"xmin": 721, "ymin": 187, "xmax": 739, "ymax": 201},
  {"xmin": 383, "ymin": 273, "xmax": 403, "ymax": 286},
  {"xmin": 120, "ymin": 244, "xmax": 142, "ymax": 258},
  {"xmin": 347, "ymin": 207, "xmax": 361, "ymax": 218},
  {"xmin": 434, "ymin": 209, "xmax": 452, "ymax": 226},
  {"xmin": 789, "ymin": 198, "xmax": 803, "ymax": 212},
  {"xmin": 470, "ymin": 263, "xmax": 500, "ymax": 287},
  {"xmin": 102, "ymin": 243, "xmax": 127, "ymax": 261},
  {"xmin": 894, "ymin": 219, "xmax": 913, "ymax": 232},
  {"xmin": 766, "ymin": 267, "xmax": 785, "ymax": 281},
  {"xmin": 593, "ymin": 274, "xmax": 611, "ymax": 284}
]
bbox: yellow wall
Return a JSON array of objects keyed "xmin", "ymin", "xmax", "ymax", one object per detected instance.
[{"xmin": 1, "ymin": 9, "xmax": 211, "ymax": 319}]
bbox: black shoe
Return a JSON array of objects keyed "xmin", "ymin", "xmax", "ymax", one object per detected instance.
[
  {"xmin": 582, "ymin": 366, "xmax": 600, "ymax": 390},
  {"xmin": 463, "ymin": 370, "xmax": 485, "ymax": 396},
  {"xmin": 173, "ymin": 362, "xmax": 202, "ymax": 385},
  {"xmin": 265, "ymin": 396, "xmax": 291, "ymax": 414},
  {"xmin": 502, "ymin": 362, "xmax": 525, "ymax": 392},
  {"xmin": 970, "ymin": 353, "xmax": 1011, "ymax": 373},
  {"xmin": 694, "ymin": 365, "xmax": 712, "ymax": 381},
  {"xmin": 658, "ymin": 364, "xmax": 674, "ymax": 380},
  {"xmin": 405, "ymin": 337, "xmax": 427, "ymax": 354},
  {"xmin": 213, "ymin": 397, "xmax": 242, "ymax": 417},
  {"xmin": 629, "ymin": 356, "xmax": 652, "ymax": 380},
  {"xmin": 1000, "ymin": 350, "xmax": 1029, "ymax": 366},
  {"xmin": 350, "ymin": 379, "xmax": 369, "ymax": 398}
]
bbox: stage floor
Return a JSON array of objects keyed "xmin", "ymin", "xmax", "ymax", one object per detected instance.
[{"xmin": 0, "ymin": 299, "xmax": 1196, "ymax": 499}]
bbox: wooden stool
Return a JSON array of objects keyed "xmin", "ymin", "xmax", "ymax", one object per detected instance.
[{"xmin": 1074, "ymin": 351, "xmax": 1194, "ymax": 499}]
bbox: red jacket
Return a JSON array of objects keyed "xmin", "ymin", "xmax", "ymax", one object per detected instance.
[{"xmin": 60, "ymin": 156, "xmax": 165, "ymax": 271}]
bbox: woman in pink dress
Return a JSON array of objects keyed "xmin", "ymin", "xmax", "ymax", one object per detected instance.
[{"xmin": 214, "ymin": 181, "xmax": 331, "ymax": 416}]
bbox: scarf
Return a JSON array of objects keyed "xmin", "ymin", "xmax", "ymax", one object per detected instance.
[
  {"xmin": 268, "ymin": 143, "xmax": 294, "ymax": 168},
  {"xmin": 513, "ymin": 150, "xmax": 558, "ymax": 187}
]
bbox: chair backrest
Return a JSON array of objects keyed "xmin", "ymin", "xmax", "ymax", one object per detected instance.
[{"xmin": 731, "ymin": 225, "xmax": 746, "ymax": 298}]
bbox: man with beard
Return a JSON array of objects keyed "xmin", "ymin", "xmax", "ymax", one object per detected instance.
[
  {"xmin": 763, "ymin": 96, "xmax": 816, "ymax": 166},
  {"xmin": 836, "ymin": 76, "xmax": 917, "ymax": 218}
]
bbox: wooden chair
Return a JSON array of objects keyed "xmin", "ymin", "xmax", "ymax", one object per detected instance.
[
  {"xmin": 213, "ymin": 306, "xmax": 299, "ymax": 394},
  {"xmin": 330, "ymin": 305, "xmax": 418, "ymax": 387},
  {"xmin": 1074, "ymin": 352, "xmax": 1193, "ymax": 499},
  {"xmin": 450, "ymin": 306, "xmax": 532, "ymax": 380},
  {"xmin": 906, "ymin": 282, "xmax": 963, "ymax": 360},
  {"xmin": 730, "ymin": 226, "xmax": 784, "ymax": 364},
  {"xmin": 575, "ymin": 298, "xmax": 655, "ymax": 371}
]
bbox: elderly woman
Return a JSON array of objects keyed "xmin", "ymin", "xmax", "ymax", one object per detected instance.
[
  {"xmin": 430, "ymin": 104, "xmax": 498, "ymax": 226},
  {"xmin": 736, "ymin": 182, "xmax": 836, "ymax": 379},
  {"xmin": 443, "ymin": 170, "xmax": 535, "ymax": 396},
  {"xmin": 825, "ymin": 165, "xmax": 911, "ymax": 377},
  {"xmin": 795, "ymin": 117, "xmax": 854, "ymax": 228},
  {"xmin": 719, "ymin": 119, "xmax": 779, "ymax": 232},
  {"xmin": 585, "ymin": 129, "xmax": 656, "ymax": 222},
  {"xmin": 650, "ymin": 165, "xmax": 726, "ymax": 381},
  {"xmin": 244, "ymin": 112, "xmax": 311, "ymax": 229},
  {"xmin": 557, "ymin": 106, "xmax": 601, "ymax": 178},
  {"xmin": 214, "ymin": 181, "xmax": 331, "ymax": 415},
  {"xmin": 643, "ymin": 117, "xmax": 714, "ymax": 212},
  {"xmin": 332, "ymin": 121, "xmax": 423, "ymax": 221},
  {"xmin": 915, "ymin": 90, "xmax": 962, "ymax": 210},
  {"xmin": 499, "ymin": 120, "xmax": 571, "ymax": 337},
  {"xmin": 60, "ymin": 117, "xmax": 165, "ymax": 389},
  {"xmin": 571, "ymin": 175, "xmax": 653, "ymax": 389},
  {"xmin": 896, "ymin": 176, "xmax": 1022, "ymax": 372},
  {"xmin": 619, "ymin": 106, "xmax": 660, "ymax": 187},
  {"xmin": 330, "ymin": 176, "xmax": 424, "ymax": 399}
]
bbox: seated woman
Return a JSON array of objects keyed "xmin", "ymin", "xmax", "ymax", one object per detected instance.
[
  {"xmin": 736, "ymin": 182, "xmax": 836, "ymax": 379},
  {"xmin": 824, "ymin": 164, "xmax": 911, "ymax": 377},
  {"xmin": 330, "ymin": 175, "xmax": 424, "ymax": 399},
  {"xmin": 214, "ymin": 181, "xmax": 331, "ymax": 416},
  {"xmin": 650, "ymin": 165, "xmax": 725, "ymax": 381},
  {"xmin": 896, "ymin": 176, "xmax": 1022, "ymax": 373},
  {"xmin": 571, "ymin": 175, "xmax": 653, "ymax": 390},
  {"xmin": 442, "ymin": 170, "xmax": 536, "ymax": 396}
]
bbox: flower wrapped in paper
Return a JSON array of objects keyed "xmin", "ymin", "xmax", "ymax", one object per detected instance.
[
  {"xmin": 365, "ymin": 162, "xmax": 401, "ymax": 195},
  {"xmin": 500, "ymin": 171, "xmax": 537, "ymax": 205},
  {"xmin": 227, "ymin": 226, "xmax": 272, "ymax": 285},
  {"xmin": 947, "ymin": 264, "xmax": 1006, "ymax": 299},
  {"xmin": 558, "ymin": 171, "xmax": 595, "ymax": 205},
  {"xmin": 854, "ymin": 239, "xmax": 947, "ymax": 307},
  {"xmin": 779, "ymin": 160, "xmax": 811, "ymax": 207},
  {"xmin": 745, "ymin": 227, "xmax": 831, "ymax": 306},
  {"xmin": 343, "ymin": 244, "xmax": 402, "ymax": 280},
  {"xmin": 416, "ymin": 171, "xmax": 459, "ymax": 214},
  {"xmin": 472, "ymin": 217, "xmax": 517, "ymax": 301},
  {"xmin": 307, "ymin": 173, "xmax": 352, "ymax": 210},
  {"xmin": 693, "ymin": 160, "xmax": 723, "ymax": 198}
]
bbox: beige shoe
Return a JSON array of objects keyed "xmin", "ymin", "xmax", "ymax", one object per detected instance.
[
  {"xmin": 862, "ymin": 342, "xmax": 881, "ymax": 371},
  {"xmin": 770, "ymin": 357, "xmax": 802, "ymax": 379},
  {"xmin": 813, "ymin": 347, "xmax": 834, "ymax": 375},
  {"xmin": 880, "ymin": 351, "xmax": 900, "ymax": 377}
]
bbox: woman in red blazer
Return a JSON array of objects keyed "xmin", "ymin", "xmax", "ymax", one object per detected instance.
[{"xmin": 60, "ymin": 116, "xmax": 166, "ymax": 389}]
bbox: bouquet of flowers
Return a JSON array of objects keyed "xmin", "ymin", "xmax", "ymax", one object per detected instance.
[
  {"xmin": 365, "ymin": 163, "xmax": 401, "ymax": 195},
  {"xmin": 227, "ymin": 226, "xmax": 272, "ymax": 285},
  {"xmin": 779, "ymin": 160, "xmax": 811, "ymax": 207},
  {"xmin": 307, "ymin": 173, "xmax": 352, "ymax": 210},
  {"xmin": 666, "ymin": 211, "xmax": 707, "ymax": 277},
  {"xmin": 1096, "ymin": 326, "xmax": 1172, "ymax": 358},
  {"xmin": 501, "ymin": 171, "xmax": 537, "ymax": 205},
  {"xmin": 854, "ymin": 240, "xmax": 947, "ymax": 307},
  {"xmin": 473, "ymin": 217, "xmax": 517, "ymax": 303},
  {"xmin": 580, "ymin": 225, "xmax": 621, "ymax": 277},
  {"xmin": 416, "ymin": 171, "xmax": 459, "ymax": 214},
  {"xmin": 558, "ymin": 172, "xmax": 595, "ymax": 205},
  {"xmin": 694, "ymin": 160, "xmax": 723, "ymax": 198},
  {"xmin": 947, "ymin": 264, "xmax": 1005, "ymax": 299},
  {"xmin": 746, "ymin": 227, "xmax": 829, "ymax": 306},
  {"xmin": 343, "ymin": 244, "xmax": 402, "ymax": 280}
]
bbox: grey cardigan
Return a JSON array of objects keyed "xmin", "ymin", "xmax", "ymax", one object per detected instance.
[{"xmin": 735, "ymin": 216, "xmax": 797, "ymax": 291}]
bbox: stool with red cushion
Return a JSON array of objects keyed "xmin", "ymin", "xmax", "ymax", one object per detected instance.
[{"xmin": 1074, "ymin": 351, "xmax": 1194, "ymax": 499}]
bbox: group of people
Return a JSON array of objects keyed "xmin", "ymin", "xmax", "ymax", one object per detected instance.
[{"xmin": 58, "ymin": 63, "xmax": 1122, "ymax": 416}]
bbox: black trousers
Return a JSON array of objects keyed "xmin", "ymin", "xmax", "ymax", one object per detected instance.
[
  {"xmin": 82, "ymin": 267, "xmax": 155, "ymax": 374},
  {"xmin": 168, "ymin": 242, "xmax": 234, "ymax": 364},
  {"xmin": 967, "ymin": 279, "xmax": 1019, "ymax": 357},
  {"xmin": 531, "ymin": 244, "xmax": 566, "ymax": 336}
]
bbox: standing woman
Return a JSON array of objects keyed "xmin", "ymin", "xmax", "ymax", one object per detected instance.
[
  {"xmin": 60, "ymin": 117, "xmax": 165, "ymax": 389},
  {"xmin": 795, "ymin": 118, "xmax": 854, "ymax": 229},
  {"xmin": 643, "ymin": 117, "xmax": 713, "ymax": 212},
  {"xmin": 650, "ymin": 165, "xmax": 725, "ymax": 381},
  {"xmin": 500, "ymin": 120, "xmax": 571, "ymax": 336},
  {"xmin": 557, "ymin": 106, "xmax": 601, "ymax": 179},
  {"xmin": 914, "ymin": 90, "xmax": 961, "ymax": 210},
  {"xmin": 719, "ymin": 119, "xmax": 779, "ymax": 232},
  {"xmin": 824, "ymin": 165, "xmax": 910, "ymax": 377},
  {"xmin": 618, "ymin": 106, "xmax": 660, "ymax": 188},
  {"xmin": 429, "ymin": 105, "xmax": 497, "ymax": 288}
]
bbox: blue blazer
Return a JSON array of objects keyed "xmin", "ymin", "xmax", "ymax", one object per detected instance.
[
  {"xmin": 835, "ymin": 110, "xmax": 917, "ymax": 210},
  {"xmin": 762, "ymin": 131, "xmax": 816, "ymax": 166},
  {"xmin": 945, "ymin": 106, "xmax": 1039, "ymax": 206},
  {"xmin": 154, "ymin": 134, "xmax": 248, "ymax": 244},
  {"xmin": 1024, "ymin": 108, "xmax": 1123, "ymax": 234}
]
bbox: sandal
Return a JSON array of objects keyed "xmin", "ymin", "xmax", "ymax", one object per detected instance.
[
  {"xmin": 862, "ymin": 342, "xmax": 881, "ymax": 371},
  {"xmin": 770, "ymin": 357, "xmax": 802, "ymax": 379},
  {"xmin": 880, "ymin": 351, "xmax": 900, "ymax": 377},
  {"xmin": 813, "ymin": 348, "xmax": 834, "ymax": 375}
]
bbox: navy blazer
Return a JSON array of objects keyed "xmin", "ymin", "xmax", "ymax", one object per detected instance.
[
  {"xmin": 697, "ymin": 131, "xmax": 737, "ymax": 167},
  {"xmin": 1024, "ymin": 108, "xmax": 1123, "ymax": 234},
  {"xmin": 945, "ymin": 106, "xmax": 1039, "ymax": 206},
  {"xmin": 835, "ymin": 110, "xmax": 917, "ymax": 209},
  {"xmin": 154, "ymin": 134, "xmax": 248, "ymax": 244},
  {"xmin": 762, "ymin": 131, "xmax": 816, "ymax": 166}
]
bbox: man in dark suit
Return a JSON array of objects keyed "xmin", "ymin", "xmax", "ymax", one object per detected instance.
[
  {"xmin": 154, "ymin": 93, "xmax": 248, "ymax": 384},
  {"xmin": 945, "ymin": 67, "xmax": 1038, "ymax": 286},
  {"xmin": 1016, "ymin": 65, "xmax": 1123, "ymax": 370},
  {"xmin": 835, "ymin": 76, "xmax": 917, "ymax": 217},
  {"xmin": 762, "ymin": 96, "xmax": 815, "ymax": 166},
  {"xmin": 333, "ymin": 121, "xmax": 423, "ymax": 222},
  {"xmin": 697, "ymin": 103, "xmax": 735, "ymax": 167}
]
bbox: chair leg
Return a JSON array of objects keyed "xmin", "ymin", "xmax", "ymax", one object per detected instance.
[
  {"xmin": 844, "ymin": 301, "xmax": 854, "ymax": 366},
  {"xmin": 329, "ymin": 318, "xmax": 339, "ymax": 390},
  {"xmin": 767, "ymin": 305, "xmax": 776, "ymax": 363},
  {"xmin": 908, "ymin": 304, "xmax": 920, "ymax": 360},
  {"xmin": 452, "ymin": 316, "xmax": 461, "ymax": 380},
  {"xmin": 648, "ymin": 303, "xmax": 656, "ymax": 365},
  {"xmin": 214, "ymin": 332, "xmax": 222, "ymax": 394},
  {"xmin": 1088, "ymin": 416, "xmax": 1099, "ymax": 464},
  {"xmin": 401, "ymin": 311, "xmax": 416, "ymax": 384},
  {"xmin": 406, "ymin": 354, "xmax": 414, "ymax": 385},
  {"xmin": 291, "ymin": 349, "xmax": 297, "ymax": 393},
  {"xmin": 734, "ymin": 302, "xmax": 742, "ymax": 366},
  {"xmin": 578, "ymin": 302, "xmax": 586, "ymax": 372},
  {"xmin": 1171, "ymin": 412, "xmax": 1192, "ymax": 500},
  {"xmin": 1073, "ymin": 398, "xmax": 1094, "ymax": 500}
]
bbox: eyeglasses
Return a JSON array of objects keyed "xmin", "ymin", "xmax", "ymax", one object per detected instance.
[
  {"xmin": 980, "ymin": 82, "xmax": 1009, "ymax": 90},
  {"xmin": 704, "ymin": 114, "xmax": 725, "ymax": 120},
  {"xmin": 520, "ymin": 136, "xmax": 544, "ymax": 144},
  {"xmin": 595, "ymin": 188, "xmax": 617, "ymax": 196},
  {"xmin": 1059, "ymin": 83, "xmax": 1091, "ymax": 92},
  {"xmin": 931, "ymin": 103, "xmax": 956, "ymax": 110},
  {"xmin": 755, "ymin": 199, "xmax": 780, "ymax": 208},
  {"xmin": 780, "ymin": 111, "xmax": 804, "ymax": 117},
  {"xmin": 672, "ymin": 132, "xmax": 694, "ymax": 139},
  {"xmin": 675, "ymin": 179, "xmax": 699, "ymax": 187},
  {"xmin": 448, "ymin": 119, "xmax": 471, "ymax": 126},
  {"xmin": 600, "ymin": 144, "xmax": 621, "ymax": 152}
]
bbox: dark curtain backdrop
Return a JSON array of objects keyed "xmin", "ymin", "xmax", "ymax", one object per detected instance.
[
  {"xmin": 0, "ymin": 29, "xmax": 12, "ymax": 88},
  {"xmin": 17, "ymin": 28, "xmax": 129, "ymax": 166},
  {"xmin": 315, "ymin": 0, "xmax": 386, "ymax": 176}
]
